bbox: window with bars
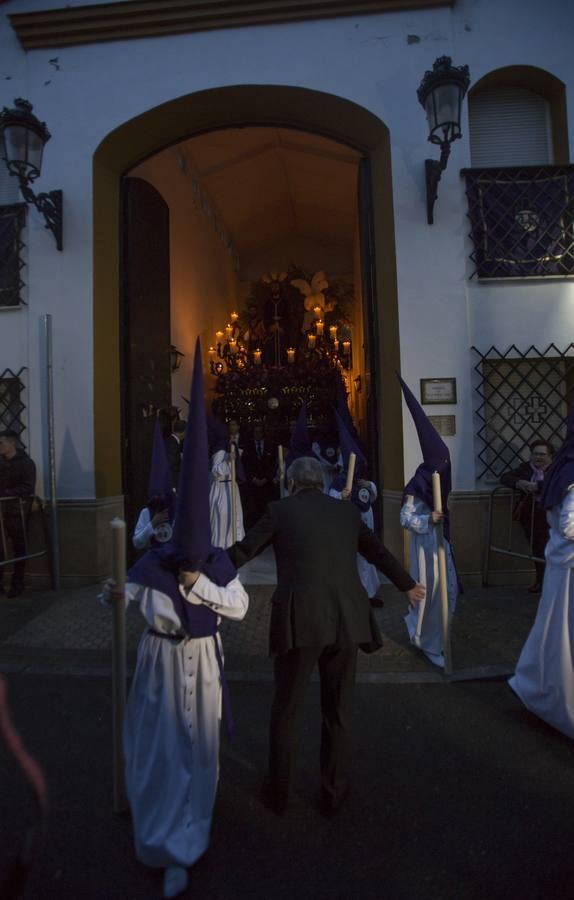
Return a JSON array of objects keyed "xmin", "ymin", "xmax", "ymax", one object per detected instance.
[
  {"xmin": 472, "ymin": 345, "xmax": 574, "ymax": 481},
  {"xmin": 462, "ymin": 166, "xmax": 574, "ymax": 279},
  {"xmin": 0, "ymin": 204, "xmax": 26, "ymax": 307},
  {"xmin": 0, "ymin": 368, "xmax": 27, "ymax": 447}
]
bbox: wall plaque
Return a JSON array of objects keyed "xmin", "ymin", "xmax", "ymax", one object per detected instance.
[
  {"xmin": 420, "ymin": 377, "xmax": 457, "ymax": 405},
  {"xmin": 427, "ymin": 414, "xmax": 456, "ymax": 436}
]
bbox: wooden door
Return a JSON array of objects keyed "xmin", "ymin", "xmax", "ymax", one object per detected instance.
[{"xmin": 120, "ymin": 176, "xmax": 171, "ymax": 545}]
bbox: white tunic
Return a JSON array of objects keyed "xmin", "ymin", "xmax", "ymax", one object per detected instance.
[
  {"xmin": 509, "ymin": 486, "xmax": 574, "ymax": 738},
  {"xmin": 209, "ymin": 449, "xmax": 245, "ymax": 549},
  {"xmin": 400, "ymin": 495, "xmax": 458, "ymax": 668},
  {"xmin": 123, "ymin": 573, "xmax": 248, "ymax": 868},
  {"xmin": 328, "ymin": 481, "xmax": 382, "ymax": 598}
]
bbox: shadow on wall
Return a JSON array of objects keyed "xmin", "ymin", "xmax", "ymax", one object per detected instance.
[{"xmin": 56, "ymin": 428, "xmax": 93, "ymax": 498}]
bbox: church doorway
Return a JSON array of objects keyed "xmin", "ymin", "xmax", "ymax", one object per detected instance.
[
  {"xmin": 121, "ymin": 127, "xmax": 376, "ymax": 527},
  {"xmin": 93, "ymin": 86, "xmax": 403, "ymax": 542}
]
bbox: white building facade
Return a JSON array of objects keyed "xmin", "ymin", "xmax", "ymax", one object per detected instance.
[{"xmin": 0, "ymin": 0, "xmax": 572, "ymax": 584}]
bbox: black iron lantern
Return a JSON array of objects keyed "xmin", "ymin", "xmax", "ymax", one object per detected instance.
[
  {"xmin": 0, "ymin": 98, "xmax": 63, "ymax": 250},
  {"xmin": 170, "ymin": 345, "xmax": 185, "ymax": 373},
  {"xmin": 417, "ymin": 57, "xmax": 470, "ymax": 224}
]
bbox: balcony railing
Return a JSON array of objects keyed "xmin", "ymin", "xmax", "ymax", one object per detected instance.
[{"xmin": 461, "ymin": 165, "xmax": 574, "ymax": 279}]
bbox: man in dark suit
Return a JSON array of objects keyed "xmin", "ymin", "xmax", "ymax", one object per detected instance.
[
  {"xmin": 164, "ymin": 419, "xmax": 186, "ymax": 490},
  {"xmin": 500, "ymin": 439, "xmax": 554, "ymax": 592},
  {"xmin": 0, "ymin": 431, "xmax": 36, "ymax": 597},
  {"xmin": 241, "ymin": 422, "xmax": 278, "ymax": 528},
  {"xmin": 228, "ymin": 456, "xmax": 424, "ymax": 815}
]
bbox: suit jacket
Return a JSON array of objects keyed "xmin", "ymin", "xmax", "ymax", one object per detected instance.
[
  {"xmin": 0, "ymin": 449, "xmax": 36, "ymax": 522},
  {"xmin": 228, "ymin": 488, "xmax": 415, "ymax": 655},
  {"xmin": 242, "ymin": 438, "xmax": 276, "ymax": 482},
  {"xmin": 500, "ymin": 461, "xmax": 548, "ymax": 540}
]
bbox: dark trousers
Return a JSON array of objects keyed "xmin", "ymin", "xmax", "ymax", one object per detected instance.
[
  {"xmin": 0, "ymin": 516, "xmax": 26, "ymax": 589},
  {"xmin": 269, "ymin": 643, "xmax": 358, "ymax": 805}
]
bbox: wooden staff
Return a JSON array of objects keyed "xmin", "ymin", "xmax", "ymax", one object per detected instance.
[
  {"xmin": 230, "ymin": 443, "xmax": 237, "ymax": 544},
  {"xmin": 110, "ymin": 517, "xmax": 127, "ymax": 813},
  {"xmin": 344, "ymin": 451, "xmax": 357, "ymax": 495},
  {"xmin": 278, "ymin": 444, "xmax": 286, "ymax": 498},
  {"xmin": 431, "ymin": 472, "xmax": 452, "ymax": 676}
]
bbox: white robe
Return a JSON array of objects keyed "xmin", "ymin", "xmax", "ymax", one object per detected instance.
[
  {"xmin": 123, "ymin": 573, "xmax": 248, "ymax": 869},
  {"xmin": 400, "ymin": 495, "xmax": 458, "ymax": 668},
  {"xmin": 509, "ymin": 486, "xmax": 574, "ymax": 739},
  {"xmin": 328, "ymin": 481, "xmax": 382, "ymax": 598},
  {"xmin": 209, "ymin": 449, "xmax": 245, "ymax": 549}
]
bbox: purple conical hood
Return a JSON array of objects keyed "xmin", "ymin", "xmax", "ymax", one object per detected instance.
[
  {"xmin": 336, "ymin": 375, "xmax": 360, "ymax": 443},
  {"xmin": 398, "ymin": 374, "xmax": 452, "ymax": 532},
  {"xmin": 398, "ymin": 374, "xmax": 450, "ymax": 473},
  {"xmin": 148, "ymin": 419, "xmax": 175, "ymax": 516},
  {"xmin": 171, "ymin": 337, "xmax": 212, "ymax": 568},
  {"xmin": 285, "ymin": 403, "xmax": 312, "ymax": 469},
  {"xmin": 541, "ymin": 402, "xmax": 574, "ymax": 509},
  {"xmin": 334, "ymin": 408, "xmax": 366, "ymax": 475}
]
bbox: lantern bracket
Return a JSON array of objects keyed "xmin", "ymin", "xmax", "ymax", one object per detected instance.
[
  {"xmin": 425, "ymin": 142, "xmax": 451, "ymax": 226},
  {"xmin": 17, "ymin": 176, "xmax": 63, "ymax": 251}
]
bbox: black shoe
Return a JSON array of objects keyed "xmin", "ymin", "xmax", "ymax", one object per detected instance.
[
  {"xmin": 7, "ymin": 586, "xmax": 24, "ymax": 599},
  {"xmin": 321, "ymin": 785, "xmax": 350, "ymax": 818}
]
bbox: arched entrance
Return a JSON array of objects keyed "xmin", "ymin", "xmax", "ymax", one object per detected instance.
[{"xmin": 93, "ymin": 85, "xmax": 403, "ymax": 530}]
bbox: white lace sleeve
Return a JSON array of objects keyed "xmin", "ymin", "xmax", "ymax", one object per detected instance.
[
  {"xmin": 400, "ymin": 495, "xmax": 431, "ymax": 534},
  {"xmin": 132, "ymin": 507, "xmax": 154, "ymax": 550},
  {"xmin": 558, "ymin": 487, "xmax": 574, "ymax": 540},
  {"xmin": 211, "ymin": 449, "xmax": 231, "ymax": 480},
  {"xmin": 188, "ymin": 574, "xmax": 249, "ymax": 621}
]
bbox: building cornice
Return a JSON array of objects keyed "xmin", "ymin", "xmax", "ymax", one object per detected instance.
[{"xmin": 9, "ymin": 0, "xmax": 453, "ymax": 50}]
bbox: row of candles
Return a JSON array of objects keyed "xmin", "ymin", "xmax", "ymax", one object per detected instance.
[{"xmin": 208, "ymin": 308, "xmax": 351, "ymax": 368}]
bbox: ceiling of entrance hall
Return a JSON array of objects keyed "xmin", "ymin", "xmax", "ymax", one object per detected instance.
[{"xmin": 174, "ymin": 127, "xmax": 361, "ymax": 258}]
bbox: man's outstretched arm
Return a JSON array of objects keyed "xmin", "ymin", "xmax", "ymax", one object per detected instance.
[
  {"xmin": 358, "ymin": 522, "xmax": 424, "ymax": 602},
  {"xmin": 227, "ymin": 508, "xmax": 274, "ymax": 568}
]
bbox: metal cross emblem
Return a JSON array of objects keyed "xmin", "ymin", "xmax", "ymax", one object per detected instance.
[{"xmin": 524, "ymin": 394, "xmax": 547, "ymax": 424}]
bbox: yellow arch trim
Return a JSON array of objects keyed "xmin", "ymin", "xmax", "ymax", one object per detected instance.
[{"xmin": 93, "ymin": 84, "xmax": 402, "ymax": 497}]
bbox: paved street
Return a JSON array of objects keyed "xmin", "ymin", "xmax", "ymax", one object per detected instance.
[{"xmin": 2, "ymin": 566, "xmax": 572, "ymax": 899}]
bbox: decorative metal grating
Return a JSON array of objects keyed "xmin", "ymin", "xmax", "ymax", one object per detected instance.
[
  {"xmin": 462, "ymin": 166, "xmax": 574, "ymax": 279},
  {"xmin": 471, "ymin": 345, "xmax": 574, "ymax": 480},
  {"xmin": 0, "ymin": 368, "xmax": 27, "ymax": 447},
  {"xmin": 0, "ymin": 203, "xmax": 26, "ymax": 307}
]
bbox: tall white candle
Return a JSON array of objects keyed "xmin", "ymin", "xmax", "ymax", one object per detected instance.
[
  {"xmin": 111, "ymin": 518, "xmax": 126, "ymax": 592},
  {"xmin": 345, "ymin": 452, "xmax": 356, "ymax": 494}
]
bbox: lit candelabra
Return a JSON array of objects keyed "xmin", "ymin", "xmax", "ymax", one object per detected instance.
[
  {"xmin": 209, "ymin": 307, "xmax": 351, "ymax": 374},
  {"xmin": 209, "ymin": 311, "xmax": 253, "ymax": 375}
]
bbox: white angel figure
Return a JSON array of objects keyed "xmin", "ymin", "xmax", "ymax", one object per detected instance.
[
  {"xmin": 261, "ymin": 271, "xmax": 288, "ymax": 286},
  {"xmin": 291, "ymin": 271, "xmax": 329, "ymax": 332}
]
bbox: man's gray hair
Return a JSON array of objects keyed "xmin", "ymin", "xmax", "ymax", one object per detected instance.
[{"xmin": 286, "ymin": 456, "xmax": 324, "ymax": 492}]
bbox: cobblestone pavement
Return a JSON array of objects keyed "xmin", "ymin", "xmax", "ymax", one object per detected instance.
[{"xmin": 0, "ymin": 574, "xmax": 540, "ymax": 680}]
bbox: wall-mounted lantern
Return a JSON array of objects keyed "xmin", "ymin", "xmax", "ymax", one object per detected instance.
[
  {"xmin": 0, "ymin": 98, "xmax": 63, "ymax": 250},
  {"xmin": 170, "ymin": 345, "xmax": 185, "ymax": 373},
  {"xmin": 417, "ymin": 57, "xmax": 470, "ymax": 224}
]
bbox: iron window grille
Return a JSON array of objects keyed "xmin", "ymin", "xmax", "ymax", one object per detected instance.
[
  {"xmin": 472, "ymin": 344, "xmax": 574, "ymax": 481},
  {"xmin": 462, "ymin": 166, "xmax": 574, "ymax": 279},
  {"xmin": 0, "ymin": 368, "xmax": 27, "ymax": 447},
  {"xmin": 0, "ymin": 203, "xmax": 26, "ymax": 307}
]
